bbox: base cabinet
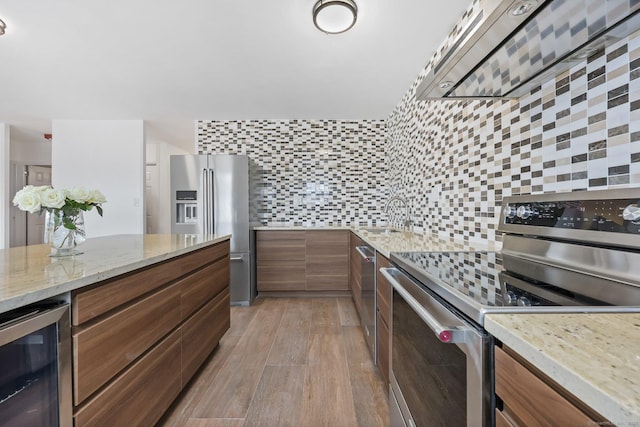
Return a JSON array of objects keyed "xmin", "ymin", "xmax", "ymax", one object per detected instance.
[
  {"xmin": 256, "ymin": 230, "xmax": 349, "ymax": 292},
  {"xmin": 495, "ymin": 345, "xmax": 609, "ymax": 426},
  {"xmin": 71, "ymin": 240, "xmax": 231, "ymax": 426}
]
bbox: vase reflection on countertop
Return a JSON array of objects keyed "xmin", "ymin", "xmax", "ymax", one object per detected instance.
[{"xmin": 45, "ymin": 256, "xmax": 86, "ymax": 280}]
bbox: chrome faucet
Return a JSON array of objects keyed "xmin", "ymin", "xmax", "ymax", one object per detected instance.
[{"xmin": 384, "ymin": 195, "xmax": 412, "ymax": 229}]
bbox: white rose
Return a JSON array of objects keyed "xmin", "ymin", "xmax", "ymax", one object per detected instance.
[
  {"xmin": 88, "ymin": 189, "xmax": 107, "ymax": 204},
  {"xmin": 40, "ymin": 188, "xmax": 66, "ymax": 209},
  {"xmin": 13, "ymin": 187, "xmax": 42, "ymax": 213},
  {"xmin": 68, "ymin": 188, "xmax": 91, "ymax": 203}
]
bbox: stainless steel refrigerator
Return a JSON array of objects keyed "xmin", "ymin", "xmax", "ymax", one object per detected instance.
[{"xmin": 170, "ymin": 154, "xmax": 255, "ymax": 305}]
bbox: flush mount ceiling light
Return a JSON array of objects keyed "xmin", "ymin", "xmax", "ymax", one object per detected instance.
[
  {"xmin": 313, "ymin": 0, "xmax": 357, "ymax": 34},
  {"xmin": 0, "ymin": 19, "xmax": 6, "ymax": 36}
]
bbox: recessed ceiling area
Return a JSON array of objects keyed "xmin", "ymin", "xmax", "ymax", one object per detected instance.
[{"xmin": 0, "ymin": 0, "xmax": 470, "ymax": 144}]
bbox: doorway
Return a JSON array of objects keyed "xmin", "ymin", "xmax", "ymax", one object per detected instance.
[{"xmin": 10, "ymin": 165, "xmax": 51, "ymax": 247}]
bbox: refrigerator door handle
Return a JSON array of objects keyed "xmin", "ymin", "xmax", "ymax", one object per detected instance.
[
  {"xmin": 210, "ymin": 168, "xmax": 215, "ymax": 235},
  {"xmin": 202, "ymin": 168, "xmax": 208, "ymax": 235}
]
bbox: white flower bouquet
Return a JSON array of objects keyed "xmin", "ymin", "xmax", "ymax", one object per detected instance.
[
  {"xmin": 13, "ymin": 185, "xmax": 106, "ymax": 255},
  {"xmin": 13, "ymin": 185, "xmax": 106, "ymax": 231}
]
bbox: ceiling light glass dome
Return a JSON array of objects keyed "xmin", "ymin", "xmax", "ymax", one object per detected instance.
[{"xmin": 313, "ymin": 0, "xmax": 357, "ymax": 34}]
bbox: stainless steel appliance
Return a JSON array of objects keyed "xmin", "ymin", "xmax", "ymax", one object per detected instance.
[
  {"xmin": 0, "ymin": 303, "xmax": 71, "ymax": 426},
  {"xmin": 382, "ymin": 188, "xmax": 640, "ymax": 427},
  {"xmin": 170, "ymin": 154, "xmax": 254, "ymax": 305},
  {"xmin": 417, "ymin": 0, "xmax": 640, "ymax": 99},
  {"xmin": 355, "ymin": 244, "xmax": 376, "ymax": 360}
]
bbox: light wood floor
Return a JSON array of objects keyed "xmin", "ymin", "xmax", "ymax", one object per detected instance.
[{"xmin": 159, "ymin": 297, "xmax": 390, "ymax": 427}]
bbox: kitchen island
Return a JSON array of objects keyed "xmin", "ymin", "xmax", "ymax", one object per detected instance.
[
  {"xmin": 486, "ymin": 312, "xmax": 640, "ymax": 425},
  {"xmin": 0, "ymin": 233, "xmax": 229, "ymax": 314},
  {"xmin": 0, "ymin": 234, "xmax": 232, "ymax": 426}
]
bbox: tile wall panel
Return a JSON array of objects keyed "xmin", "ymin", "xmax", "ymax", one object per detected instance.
[
  {"xmin": 197, "ymin": 120, "xmax": 387, "ymax": 226},
  {"xmin": 387, "ymin": 0, "xmax": 640, "ymax": 244}
]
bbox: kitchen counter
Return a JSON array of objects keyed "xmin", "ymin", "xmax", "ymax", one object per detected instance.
[
  {"xmin": 253, "ymin": 225, "xmax": 500, "ymax": 257},
  {"xmin": 0, "ymin": 234, "xmax": 230, "ymax": 315},
  {"xmin": 485, "ymin": 313, "xmax": 640, "ymax": 425}
]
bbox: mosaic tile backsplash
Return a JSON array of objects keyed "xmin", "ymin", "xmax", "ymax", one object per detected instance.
[
  {"xmin": 197, "ymin": 120, "xmax": 387, "ymax": 226},
  {"xmin": 387, "ymin": 2, "xmax": 640, "ymax": 244},
  {"xmin": 197, "ymin": 1, "xmax": 640, "ymax": 240}
]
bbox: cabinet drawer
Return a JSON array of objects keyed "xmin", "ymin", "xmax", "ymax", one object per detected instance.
[
  {"xmin": 73, "ymin": 283, "xmax": 181, "ymax": 404},
  {"xmin": 257, "ymin": 262, "xmax": 306, "ymax": 291},
  {"xmin": 72, "ymin": 241, "xmax": 229, "ymax": 325},
  {"xmin": 376, "ymin": 310, "xmax": 389, "ymax": 386},
  {"xmin": 256, "ymin": 231, "xmax": 305, "ymax": 261},
  {"xmin": 306, "ymin": 255, "xmax": 349, "ymax": 276},
  {"xmin": 496, "ymin": 408, "xmax": 516, "ymax": 427},
  {"xmin": 495, "ymin": 346, "xmax": 596, "ymax": 426},
  {"xmin": 74, "ymin": 329, "xmax": 182, "ymax": 427},
  {"xmin": 306, "ymin": 230, "xmax": 349, "ymax": 257},
  {"xmin": 182, "ymin": 289, "xmax": 231, "ymax": 384},
  {"xmin": 181, "ymin": 257, "xmax": 229, "ymax": 320}
]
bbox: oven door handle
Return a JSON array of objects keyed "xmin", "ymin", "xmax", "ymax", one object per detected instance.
[{"xmin": 381, "ymin": 267, "xmax": 470, "ymax": 344}]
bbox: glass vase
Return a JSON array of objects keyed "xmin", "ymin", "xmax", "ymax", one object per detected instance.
[{"xmin": 44, "ymin": 209, "xmax": 86, "ymax": 257}]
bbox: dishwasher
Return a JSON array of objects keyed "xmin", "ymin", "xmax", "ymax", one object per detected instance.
[{"xmin": 355, "ymin": 244, "xmax": 376, "ymax": 360}]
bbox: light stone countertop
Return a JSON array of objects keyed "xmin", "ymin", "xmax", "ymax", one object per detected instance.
[
  {"xmin": 253, "ymin": 225, "xmax": 501, "ymax": 257},
  {"xmin": 485, "ymin": 313, "xmax": 640, "ymax": 425},
  {"xmin": 0, "ymin": 234, "xmax": 230, "ymax": 315}
]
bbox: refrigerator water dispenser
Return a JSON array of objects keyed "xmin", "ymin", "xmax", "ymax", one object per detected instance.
[{"xmin": 176, "ymin": 190, "xmax": 198, "ymax": 224}]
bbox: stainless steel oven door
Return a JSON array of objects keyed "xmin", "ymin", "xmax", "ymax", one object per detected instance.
[{"xmin": 381, "ymin": 268, "xmax": 491, "ymax": 427}]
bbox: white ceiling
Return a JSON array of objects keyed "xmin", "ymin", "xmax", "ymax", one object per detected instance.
[{"xmin": 0, "ymin": 0, "xmax": 470, "ymax": 146}]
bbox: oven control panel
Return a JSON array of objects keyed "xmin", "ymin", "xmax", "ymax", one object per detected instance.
[{"xmin": 503, "ymin": 198, "xmax": 640, "ymax": 234}]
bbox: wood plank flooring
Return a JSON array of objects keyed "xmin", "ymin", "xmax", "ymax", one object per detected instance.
[{"xmin": 159, "ymin": 297, "xmax": 389, "ymax": 427}]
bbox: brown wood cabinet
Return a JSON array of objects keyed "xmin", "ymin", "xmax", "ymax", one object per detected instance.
[
  {"xmin": 375, "ymin": 252, "xmax": 392, "ymax": 386},
  {"xmin": 495, "ymin": 345, "xmax": 609, "ymax": 427},
  {"xmin": 256, "ymin": 230, "xmax": 349, "ymax": 292},
  {"xmin": 71, "ymin": 240, "xmax": 231, "ymax": 426}
]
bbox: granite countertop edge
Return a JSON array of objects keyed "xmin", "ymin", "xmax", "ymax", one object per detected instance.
[
  {"xmin": 485, "ymin": 313, "xmax": 640, "ymax": 424},
  {"xmin": 0, "ymin": 234, "xmax": 230, "ymax": 315}
]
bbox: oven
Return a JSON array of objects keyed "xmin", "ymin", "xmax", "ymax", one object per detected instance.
[
  {"xmin": 382, "ymin": 267, "xmax": 491, "ymax": 427},
  {"xmin": 0, "ymin": 303, "xmax": 72, "ymax": 426},
  {"xmin": 383, "ymin": 188, "xmax": 640, "ymax": 427}
]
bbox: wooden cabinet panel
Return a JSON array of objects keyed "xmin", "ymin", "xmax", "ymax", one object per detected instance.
[
  {"xmin": 72, "ymin": 241, "xmax": 229, "ymax": 325},
  {"xmin": 181, "ymin": 257, "xmax": 229, "ymax": 320},
  {"xmin": 73, "ymin": 283, "xmax": 181, "ymax": 405},
  {"xmin": 306, "ymin": 231, "xmax": 349, "ymax": 290},
  {"xmin": 376, "ymin": 310, "xmax": 389, "ymax": 386},
  {"xmin": 495, "ymin": 346, "xmax": 598, "ymax": 427},
  {"xmin": 306, "ymin": 274, "xmax": 349, "ymax": 290},
  {"xmin": 256, "ymin": 231, "xmax": 306, "ymax": 261},
  {"xmin": 256, "ymin": 230, "xmax": 350, "ymax": 292},
  {"xmin": 306, "ymin": 230, "xmax": 349, "ymax": 257},
  {"xmin": 257, "ymin": 263, "xmax": 306, "ymax": 291},
  {"xmin": 74, "ymin": 330, "xmax": 182, "ymax": 427},
  {"xmin": 257, "ymin": 231, "xmax": 306, "ymax": 291},
  {"xmin": 182, "ymin": 289, "xmax": 230, "ymax": 384}
]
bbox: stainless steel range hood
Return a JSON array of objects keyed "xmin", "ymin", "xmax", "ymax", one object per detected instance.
[{"xmin": 416, "ymin": 0, "xmax": 640, "ymax": 100}]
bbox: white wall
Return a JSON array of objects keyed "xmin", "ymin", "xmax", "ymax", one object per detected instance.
[
  {"xmin": 52, "ymin": 120, "xmax": 145, "ymax": 237},
  {"xmin": 0, "ymin": 124, "xmax": 9, "ymax": 249}
]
